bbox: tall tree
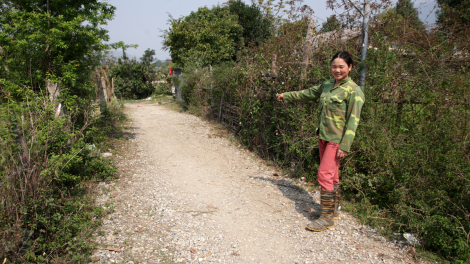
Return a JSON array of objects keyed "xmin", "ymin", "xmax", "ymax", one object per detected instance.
[
  {"xmin": 0, "ymin": 0, "xmax": 115, "ymax": 101},
  {"xmin": 140, "ymin": 49, "xmax": 156, "ymax": 65},
  {"xmin": 437, "ymin": 0, "xmax": 470, "ymax": 30},
  {"xmin": 162, "ymin": 6, "xmax": 242, "ymax": 67},
  {"xmin": 321, "ymin": 15, "xmax": 340, "ymax": 32},
  {"xmin": 227, "ymin": 0, "xmax": 272, "ymax": 47},
  {"xmin": 395, "ymin": 0, "xmax": 424, "ymax": 29}
]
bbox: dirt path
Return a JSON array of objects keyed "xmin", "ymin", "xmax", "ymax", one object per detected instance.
[{"xmin": 91, "ymin": 102, "xmax": 418, "ymax": 263}]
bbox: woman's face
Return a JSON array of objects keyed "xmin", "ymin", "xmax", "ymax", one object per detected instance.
[{"xmin": 331, "ymin": 58, "xmax": 352, "ymax": 82}]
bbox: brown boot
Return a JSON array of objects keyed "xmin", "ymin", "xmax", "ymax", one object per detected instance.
[
  {"xmin": 333, "ymin": 183, "xmax": 341, "ymax": 220},
  {"xmin": 310, "ymin": 183, "xmax": 341, "ymax": 220},
  {"xmin": 306, "ymin": 190, "xmax": 334, "ymax": 232}
]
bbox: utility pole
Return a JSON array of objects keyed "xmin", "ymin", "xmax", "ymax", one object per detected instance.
[{"xmin": 349, "ymin": 0, "xmax": 371, "ymax": 90}]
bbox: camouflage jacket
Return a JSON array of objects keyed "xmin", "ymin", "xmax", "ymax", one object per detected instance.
[{"xmin": 283, "ymin": 77, "xmax": 364, "ymax": 152}]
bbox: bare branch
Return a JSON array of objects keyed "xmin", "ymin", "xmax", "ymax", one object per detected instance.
[{"xmin": 348, "ymin": 0, "xmax": 364, "ymax": 16}]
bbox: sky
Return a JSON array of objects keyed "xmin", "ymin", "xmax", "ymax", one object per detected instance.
[{"xmin": 103, "ymin": 0, "xmax": 438, "ymax": 61}]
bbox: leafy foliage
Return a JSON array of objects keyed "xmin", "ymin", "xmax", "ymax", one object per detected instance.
[
  {"xmin": 395, "ymin": 0, "xmax": 424, "ymax": 29},
  {"xmin": 321, "ymin": 15, "xmax": 341, "ymax": 32},
  {"xmin": 437, "ymin": 0, "xmax": 470, "ymax": 32},
  {"xmin": 0, "ymin": 0, "xmax": 122, "ymax": 261},
  {"xmin": 140, "ymin": 48, "xmax": 156, "ymax": 65},
  {"xmin": 253, "ymin": 0, "xmax": 314, "ymax": 23},
  {"xmin": 0, "ymin": 0, "xmax": 114, "ymax": 101},
  {"xmin": 162, "ymin": 1, "xmax": 314, "ymax": 67},
  {"xmin": 162, "ymin": 6, "xmax": 243, "ymax": 67},
  {"xmin": 227, "ymin": 0, "xmax": 272, "ymax": 48},
  {"xmin": 109, "ymin": 49, "xmax": 158, "ymax": 99},
  {"xmin": 0, "ymin": 92, "xmax": 121, "ymax": 262}
]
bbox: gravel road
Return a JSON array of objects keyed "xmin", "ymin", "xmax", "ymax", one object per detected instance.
[{"xmin": 90, "ymin": 102, "xmax": 419, "ymax": 263}]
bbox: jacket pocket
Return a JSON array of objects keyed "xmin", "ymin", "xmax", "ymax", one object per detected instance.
[
  {"xmin": 328, "ymin": 95, "xmax": 346, "ymax": 113},
  {"xmin": 330, "ymin": 94, "xmax": 345, "ymax": 103}
]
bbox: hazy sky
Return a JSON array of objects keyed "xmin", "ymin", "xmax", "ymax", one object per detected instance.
[{"xmin": 103, "ymin": 0, "xmax": 437, "ymax": 60}]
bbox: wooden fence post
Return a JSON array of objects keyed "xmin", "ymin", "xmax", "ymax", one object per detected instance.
[{"xmin": 301, "ymin": 18, "xmax": 315, "ymax": 80}]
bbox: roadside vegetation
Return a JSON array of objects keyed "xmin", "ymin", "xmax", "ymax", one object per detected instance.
[
  {"xmin": 160, "ymin": 0, "xmax": 470, "ymax": 262},
  {"xmin": 0, "ymin": 0, "xmax": 128, "ymax": 262},
  {"xmin": 106, "ymin": 46, "xmax": 171, "ymax": 100}
]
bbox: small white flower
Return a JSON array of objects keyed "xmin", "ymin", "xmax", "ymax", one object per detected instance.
[{"xmin": 282, "ymin": 82, "xmax": 284, "ymax": 84}]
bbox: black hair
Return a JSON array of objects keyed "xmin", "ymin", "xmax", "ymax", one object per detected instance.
[{"xmin": 331, "ymin": 51, "xmax": 354, "ymax": 68}]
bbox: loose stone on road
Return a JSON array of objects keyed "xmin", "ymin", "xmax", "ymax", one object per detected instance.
[{"xmin": 91, "ymin": 102, "xmax": 417, "ymax": 263}]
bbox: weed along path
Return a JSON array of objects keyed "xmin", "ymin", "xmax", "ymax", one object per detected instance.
[{"xmin": 91, "ymin": 101, "xmax": 419, "ymax": 263}]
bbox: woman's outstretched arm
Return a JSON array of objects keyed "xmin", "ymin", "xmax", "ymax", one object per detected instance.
[{"xmin": 278, "ymin": 84, "xmax": 323, "ymax": 103}]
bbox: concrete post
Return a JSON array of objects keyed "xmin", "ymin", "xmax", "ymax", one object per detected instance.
[
  {"xmin": 301, "ymin": 18, "xmax": 315, "ymax": 80},
  {"xmin": 359, "ymin": 0, "xmax": 371, "ymax": 90},
  {"xmin": 96, "ymin": 71, "xmax": 106, "ymax": 109}
]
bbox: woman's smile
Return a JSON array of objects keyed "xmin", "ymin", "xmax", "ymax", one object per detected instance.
[{"xmin": 331, "ymin": 58, "xmax": 352, "ymax": 83}]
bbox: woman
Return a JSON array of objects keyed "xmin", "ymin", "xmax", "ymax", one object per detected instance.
[{"xmin": 276, "ymin": 51, "xmax": 364, "ymax": 232}]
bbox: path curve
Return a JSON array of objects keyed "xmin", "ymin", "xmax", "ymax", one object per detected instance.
[{"xmin": 91, "ymin": 102, "xmax": 417, "ymax": 263}]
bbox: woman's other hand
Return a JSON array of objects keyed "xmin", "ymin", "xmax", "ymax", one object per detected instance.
[
  {"xmin": 276, "ymin": 93, "xmax": 284, "ymax": 103},
  {"xmin": 336, "ymin": 149, "xmax": 347, "ymax": 159}
]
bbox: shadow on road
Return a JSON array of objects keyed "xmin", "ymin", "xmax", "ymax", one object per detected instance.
[
  {"xmin": 110, "ymin": 126, "xmax": 140, "ymax": 140},
  {"xmin": 250, "ymin": 176, "xmax": 319, "ymax": 220}
]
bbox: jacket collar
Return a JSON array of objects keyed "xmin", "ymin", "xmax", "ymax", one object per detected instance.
[{"xmin": 332, "ymin": 77, "xmax": 351, "ymax": 89}]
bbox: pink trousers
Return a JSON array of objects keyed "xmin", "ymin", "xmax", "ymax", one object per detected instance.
[{"xmin": 318, "ymin": 139, "xmax": 340, "ymax": 191}]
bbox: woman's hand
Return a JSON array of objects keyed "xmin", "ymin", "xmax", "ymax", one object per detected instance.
[
  {"xmin": 276, "ymin": 93, "xmax": 284, "ymax": 103},
  {"xmin": 336, "ymin": 149, "xmax": 348, "ymax": 159}
]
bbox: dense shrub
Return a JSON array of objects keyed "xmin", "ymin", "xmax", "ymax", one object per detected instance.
[
  {"xmin": 0, "ymin": 90, "xmax": 120, "ymax": 262},
  {"xmin": 176, "ymin": 13, "xmax": 470, "ymax": 262},
  {"xmin": 110, "ymin": 52, "xmax": 158, "ymax": 99}
]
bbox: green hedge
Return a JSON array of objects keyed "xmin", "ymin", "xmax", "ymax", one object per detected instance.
[{"xmin": 179, "ymin": 19, "xmax": 470, "ymax": 261}]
